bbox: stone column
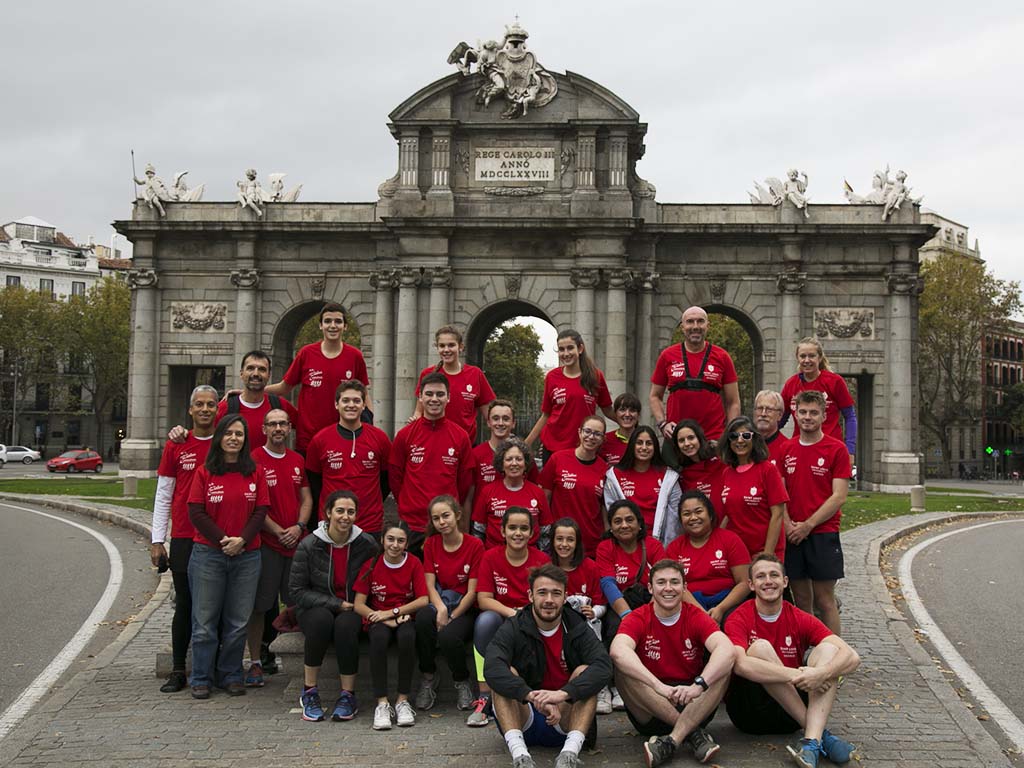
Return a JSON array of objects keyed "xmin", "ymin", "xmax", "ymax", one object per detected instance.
[
  {"xmin": 575, "ymin": 130, "xmax": 598, "ymax": 193},
  {"xmin": 230, "ymin": 238, "xmax": 260, "ymax": 368},
  {"xmin": 570, "ymin": 267, "xmax": 599, "ymax": 346},
  {"xmin": 428, "ymin": 130, "xmax": 452, "ymax": 194},
  {"xmin": 394, "ymin": 267, "xmax": 422, "ymax": 427},
  {"xmin": 637, "ymin": 271, "xmax": 659, "ymax": 397},
  {"xmin": 605, "ymin": 269, "xmax": 630, "ymax": 397},
  {"xmin": 775, "ymin": 236, "xmax": 806, "ymax": 391},
  {"xmin": 428, "ymin": 267, "xmax": 453, "ymax": 346},
  {"xmin": 369, "ymin": 269, "xmax": 398, "ymax": 435},
  {"xmin": 397, "ymin": 129, "xmax": 420, "ymax": 196},
  {"xmin": 121, "ymin": 255, "xmax": 161, "ymax": 473},
  {"xmin": 608, "ymin": 132, "xmax": 629, "ymax": 191}
]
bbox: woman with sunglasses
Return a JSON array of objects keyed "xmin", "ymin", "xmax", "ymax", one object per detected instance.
[
  {"xmin": 603, "ymin": 426, "xmax": 681, "ymax": 544},
  {"xmin": 717, "ymin": 416, "xmax": 790, "ymax": 561},
  {"xmin": 666, "ymin": 418, "xmax": 725, "ymax": 502}
]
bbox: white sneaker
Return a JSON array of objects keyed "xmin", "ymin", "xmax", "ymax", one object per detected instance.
[
  {"xmin": 395, "ymin": 699, "xmax": 416, "ymax": 727},
  {"xmin": 596, "ymin": 686, "xmax": 613, "ymax": 715},
  {"xmin": 611, "ymin": 686, "xmax": 624, "ymax": 711},
  {"xmin": 372, "ymin": 702, "xmax": 394, "ymax": 730}
]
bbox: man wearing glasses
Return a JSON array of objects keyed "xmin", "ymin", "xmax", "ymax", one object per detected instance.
[{"xmin": 753, "ymin": 390, "xmax": 791, "ymax": 468}]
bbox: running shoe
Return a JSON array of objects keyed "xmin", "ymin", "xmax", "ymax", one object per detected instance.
[
  {"xmin": 787, "ymin": 737, "xmax": 821, "ymax": 768},
  {"xmin": 554, "ymin": 752, "xmax": 580, "ymax": 768},
  {"xmin": 244, "ymin": 662, "xmax": 264, "ymax": 688},
  {"xmin": 821, "ymin": 730, "xmax": 855, "ymax": 764},
  {"xmin": 300, "ymin": 687, "xmax": 325, "ymax": 722},
  {"xmin": 512, "ymin": 755, "xmax": 537, "ymax": 768},
  {"xmin": 395, "ymin": 699, "xmax": 416, "ymax": 727},
  {"xmin": 223, "ymin": 682, "xmax": 246, "ymax": 697},
  {"xmin": 596, "ymin": 686, "xmax": 612, "ymax": 715},
  {"xmin": 643, "ymin": 735, "xmax": 676, "ymax": 768},
  {"xmin": 610, "ymin": 686, "xmax": 625, "ymax": 711},
  {"xmin": 466, "ymin": 696, "xmax": 491, "ymax": 727},
  {"xmin": 373, "ymin": 702, "xmax": 395, "ymax": 730},
  {"xmin": 190, "ymin": 684, "xmax": 210, "ymax": 700},
  {"xmin": 331, "ymin": 691, "xmax": 358, "ymax": 721},
  {"xmin": 415, "ymin": 675, "xmax": 438, "ymax": 710},
  {"xmin": 160, "ymin": 671, "xmax": 187, "ymax": 693},
  {"xmin": 454, "ymin": 680, "xmax": 476, "ymax": 710},
  {"xmin": 685, "ymin": 727, "xmax": 720, "ymax": 764}
]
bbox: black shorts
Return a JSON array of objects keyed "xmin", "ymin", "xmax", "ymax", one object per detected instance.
[
  {"xmin": 785, "ymin": 532, "xmax": 844, "ymax": 581},
  {"xmin": 624, "ymin": 683, "xmax": 717, "ymax": 737},
  {"xmin": 725, "ymin": 674, "xmax": 806, "ymax": 735},
  {"xmin": 254, "ymin": 545, "xmax": 293, "ymax": 612},
  {"xmin": 169, "ymin": 537, "xmax": 194, "ymax": 574}
]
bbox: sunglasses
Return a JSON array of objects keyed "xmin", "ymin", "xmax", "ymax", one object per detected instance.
[{"xmin": 728, "ymin": 431, "xmax": 755, "ymax": 441}]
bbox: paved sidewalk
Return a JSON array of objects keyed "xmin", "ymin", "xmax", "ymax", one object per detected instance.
[{"xmin": 0, "ymin": 494, "xmax": 1017, "ymax": 767}]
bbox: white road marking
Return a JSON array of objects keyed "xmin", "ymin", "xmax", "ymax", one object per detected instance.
[
  {"xmin": 898, "ymin": 518, "xmax": 1024, "ymax": 752},
  {"xmin": 0, "ymin": 503, "xmax": 124, "ymax": 742}
]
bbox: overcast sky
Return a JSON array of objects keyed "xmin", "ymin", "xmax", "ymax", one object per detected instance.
[{"xmin": 5, "ymin": 1, "xmax": 1022, "ymax": 309}]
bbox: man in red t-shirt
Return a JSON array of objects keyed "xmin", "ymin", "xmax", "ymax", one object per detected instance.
[
  {"xmin": 754, "ymin": 390, "xmax": 791, "ymax": 469},
  {"xmin": 246, "ymin": 408, "xmax": 312, "ymax": 687},
  {"xmin": 649, "ymin": 306, "xmax": 740, "ymax": 442},
  {"xmin": 484, "ymin": 564, "xmax": 611, "ymax": 768},
  {"xmin": 725, "ymin": 554, "xmax": 860, "ymax": 766},
  {"xmin": 782, "ymin": 391, "xmax": 852, "ymax": 636},
  {"xmin": 264, "ymin": 303, "xmax": 371, "ymax": 452},
  {"xmin": 609, "ymin": 559, "xmax": 734, "ymax": 767}
]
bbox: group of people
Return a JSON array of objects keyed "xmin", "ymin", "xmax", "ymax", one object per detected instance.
[{"xmin": 149, "ymin": 302, "xmax": 861, "ymax": 767}]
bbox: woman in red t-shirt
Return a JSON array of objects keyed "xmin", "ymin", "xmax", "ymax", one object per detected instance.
[
  {"xmin": 604, "ymin": 425, "xmax": 681, "ymax": 543},
  {"xmin": 412, "ymin": 325, "xmax": 496, "ymax": 441},
  {"xmin": 665, "ymin": 490, "xmax": 750, "ymax": 624},
  {"xmin": 667, "ymin": 418, "xmax": 725, "ymax": 502},
  {"xmin": 471, "ymin": 437, "xmax": 552, "ymax": 551},
  {"xmin": 600, "ymin": 392, "xmax": 641, "ymax": 465},
  {"xmin": 597, "ymin": 499, "xmax": 666, "ymax": 635},
  {"xmin": 525, "ymin": 329, "xmax": 614, "ymax": 463},
  {"xmin": 354, "ymin": 522, "xmax": 429, "ymax": 730},
  {"xmin": 416, "ymin": 495, "xmax": 483, "ymax": 712},
  {"xmin": 716, "ymin": 416, "xmax": 790, "ymax": 562}
]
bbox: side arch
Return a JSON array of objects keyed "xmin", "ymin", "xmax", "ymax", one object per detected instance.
[{"xmin": 704, "ymin": 302, "xmax": 766, "ymax": 402}]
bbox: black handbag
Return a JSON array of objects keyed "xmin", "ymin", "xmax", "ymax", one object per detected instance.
[{"xmin": 621, "ymin": 541, "xmax": 651, "ymax": 609}]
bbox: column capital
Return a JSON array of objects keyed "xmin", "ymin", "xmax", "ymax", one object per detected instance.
[
  {"xmin": 570, "ymin": 267, "xmax": 600, "ymax": 288},
  {"xmin": 369, "ymin": 268, "xmax": 400, "ymax": 290},
  {"xmin": 607, "ymin": 268, "xmax": 633, "ymax": 289},
  {"xmin": 127, "ymin": 268, "xmax": 158, "ymax": 289},
  {"xmin": 230, "ymin": 268, "xmax": 260, "ymax": 289},
  {"xmin": 429, "ymin": 266, "xmax": 453, "ymax": 288},
  {"xmin": 398, "ymin": 266, "xmax": 424, "ymax": 288},
  {"xmin": 886, "ymin": 272, "xmax": 923, "ymax": 295},
  {"xmin": 776, "ymin": 271, "xmax": 807, "ymax": 294},
  {"xmin": 638, "ymin": 271, "xmax": 660, "ymax": 292}
]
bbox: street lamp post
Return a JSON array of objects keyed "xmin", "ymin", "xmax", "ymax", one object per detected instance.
[{"xmin": 10, "ymin": 359, "xmax": 18, "ymax": 445}]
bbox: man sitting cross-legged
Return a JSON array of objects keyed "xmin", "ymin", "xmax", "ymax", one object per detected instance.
[
  {"xmin": 484, "ymin": 563, "xmax": 612, "ymax": 768},
  {"xmin": 724, "ymin": 553, "xmax": 860, "ymax": 768},
  {"xmin": 610, "ymin": 559, "xmax": 734, "ymax": 767}
]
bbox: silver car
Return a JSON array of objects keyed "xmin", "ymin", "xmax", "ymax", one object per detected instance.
[{"xmin": 5, "ymin": 445, "xmax": 41, "ymax": 464}]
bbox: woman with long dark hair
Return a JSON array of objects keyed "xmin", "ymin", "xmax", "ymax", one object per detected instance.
[
  {"xmin": 666, "ymin": 418, "xmax": 725, "ymax": 501},
  {"xmin": 604, "ymin": 425, "xmax": 681, "ymax": 543},
  {"xmin": 186, "ymin": 414, "xmax": 269, "ymax": 699}
]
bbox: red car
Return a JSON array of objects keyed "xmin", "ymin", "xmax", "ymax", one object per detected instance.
[{"xmin": 47, "ymin": 449, "xmax": 104, "ymax": 473}]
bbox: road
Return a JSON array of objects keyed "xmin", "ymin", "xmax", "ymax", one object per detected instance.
[
  {"xmin": 0, "ymin": 501, "xmax": 156, "ymax": 718},
  {"xmin": 0, "ymin": 459, "xmax": 120, "ymax": 478}
]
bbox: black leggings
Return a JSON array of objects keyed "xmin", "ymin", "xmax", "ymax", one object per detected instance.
[
  {"xmin": 170, "ymin": 569, "xmax": 192, "ymax": 670},
  {"xmin": 297, "ymin": 607, "xmax": 363, "ymax": 675},
  {"xmin": 368, "ymin": 621, "xmax": 416, "ymax": 698},
  {"xmin": 415, "ymin": 606, "xmax": 474, "ymax": 681}
]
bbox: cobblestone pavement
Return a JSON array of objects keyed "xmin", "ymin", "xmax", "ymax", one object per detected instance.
[{"xmin": 0, "ymin": 493, "xmax": 1017, "ymax": 767}]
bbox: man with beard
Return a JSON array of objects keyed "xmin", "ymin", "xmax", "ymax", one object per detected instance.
[
  {"xmin": 753, "ymin": 389, "xmax": 791, "ymax": 468},
  {"xmin": 216, "ymin": 351, "xmax": 299, "ymax": 449}
]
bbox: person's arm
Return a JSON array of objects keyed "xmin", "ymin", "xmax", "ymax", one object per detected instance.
[
  {"xmin": 289, "ymin": 540, "xmax": 344, "ymax": 613},
  {"xmin": 263, "ymin": 380, "xmax": 296, "ymax": 397},
  {"xmin": 600, "ymin": 404, "xmax": 615, "ymax": 420},
  {"xmin": 561, "ymin": 623, "xmax": 614, "ymax": 703},
  {"xmin": 424, "ymin": 573, "xmax": 446, "ymax": 612},
  {"xmin": 722, "ymin": 382, "xmax": 741, "ymax": 423},
  {"xmin": 763, "ymin": 501, "xmax": 784, "ymax": 558},
  {"xmin": 396, "ymin": 594, "xmax": 429, "ymax": 617},
  {"xmin": 150, "ymin": 476, "xmax": 175, "ymax": 545},
  {"xmin": 188, "ymin": 502, "xmax": 226, "ymax": 545},
  {"xmin": 524, "ymin": 412, "xmax": 548, "ymax": 448},
  {"xmin": 451, "ymin": 578, "xmax": 478, "ymax": 620},
  {"xmin": 600, "ymin": 576, "xmax": 630, "ymax": 617},
  {"xmin": 665, "ymin": 630, "xmax": 735, "ymax": 707},
  {"xmin": 648, "ymin": 383, "xmax": 671, "ymax": 439},
  {"xmin": 708, "ymin": 565, "xmax": 752, "ymax": 624},
  {"xmin": 795, "ymin": 635, "xmax": 861, "ymax": 686},
  {"xmin": 483, "ymin": 620, "xmax": 532, "ymax": 702},
  {"xmin": 477, "ymin": 591, "xmax": 517, "ymax": 618},
  {"xmin": 353, "ymin": 591, "xmax": 373, "ymax": 619},
  {"xmin": 789, "ymin": 478, "xmax": 849, "ymax": 544},
  {"xmin": 841, "ymin": 406, "xmax": 857, "ymax": 461},
  {"xmin": 610, "ymin": 634, "xmax": 669, "ymax": 694}
]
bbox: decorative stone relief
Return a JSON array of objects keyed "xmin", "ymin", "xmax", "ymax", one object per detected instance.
[
  {"xmin": 430, "ymin": 267, "xmax": 453, "ymax": 288},
  {"xmin": 311, "ymin": 276, "xmax": 325, "ymax": 300},
  {"xmin": 127, "ymin": 268, "xmax": 158, "ymax": 289},
  {"xmin": 171, "ymin": 302, "xmax": 227, "ymax": 332},
  {"xmin": 230, "ymin": 269, "xmax": 260, "ymax": 289},
  {"xmin": 398, "ymin": 267, "xmax": 424, "ymax": 289},
  {"xmin": 133, "ymin": 163, "xmax": 204, "ymax": 216},
  {"xmin": 813, "ymin": 308, "xmax": 875, "ymax": 340},
  {"xmin": 607, "ymin": 269, "xmax": 633, "ymax": 290},
  {"xmin": 709, "ymin": 279, "xmax": 726, "ymax": 303},
  {"xmin": 560, "ymin": 147, "xmax": 576, "ymax": 179},
  {"xmin": 886, "ymin": 272, "xmax": 924, "ymax": 295},
  {"xmin": 569, "ymin": 268, "xmax": 600, "ymax": 289},
  {"xmin": 776, "ymin": 271, "xmax": 807, "ymax": 294},
  {"xmin": 369, "ymin": 269, "xmax": 401, "ymax": 290},
  {"xmin": 377, "ymin": 171, "xmax": 400, "ymax": 199},
  {"xmin": 505, "ymin": 272, "xmax": 522, "ymax": 299},
  {"xmin": 484, "ymin": 186, "xmax": 545, "ymax": 196},
  {"xmin": 454, "ymin": 148, "xmax": 470, "ymax": 174},
  {"xmin": 629, "ymin": 168, "xmax": 657, "ymax": 199},
  {"xmin": 749, "ymin": 169, "xmax": 810, "ymax": 218},
  {"xmin": 638, "ymin": 271, "xmax": 660, "ymax": 291},
  {"xmin": 844, "ymin": 167, "xmax": 922, "ymax": 221}
]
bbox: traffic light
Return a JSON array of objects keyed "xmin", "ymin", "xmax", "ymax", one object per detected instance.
[
  {"xmin": 986, "ymin": 446, "xmax": 994, "ymax": 455},
  {"xmin": 1005, "ymin": 448, "xmax": 1013, "ymax": 457}
]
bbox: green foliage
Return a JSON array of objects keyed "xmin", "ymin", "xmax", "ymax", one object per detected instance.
[
  {"xmin": 294, "ymin": 312, "xmax": 362, "ymax": 349},
  {"xmin": 998, "ymin": 383, "xmax": 1024, "ymax": 435},
  {"xmin": 0, "ymin": 286, "xmax": 64, "ymax": 436},
  {"xmin": 671, "ymin": 314, "xmax": 755, "ymax": 412},
  {"xmin": 482, "ymin": 323, "xmax": 545, "ymax": 426}
]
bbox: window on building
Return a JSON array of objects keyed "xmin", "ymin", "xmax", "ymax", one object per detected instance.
[
  {"xmin": 35, "ymin": 383, "xmax": 50, "ymax": 411},
  {"xmin": 71, "ymin": 281, "xmax": 86, "ymax": 296},
  {"xmin": 67, "ymin": 384, "xmax": 82, "ymax": 411},
  {"xmin": 6, "ymin": 275, "xmax": 20, "ymax": 287},
  {"xmin": 39, "ymin": 278, "xmax": 54, "ymax": 298},
  {"xmin": 66, "ymin": 419, "xmax": 81, "ymax": 446},
  {"xmin": 15, "ymin": 224, "xmax": 34, "ymax": 240}
]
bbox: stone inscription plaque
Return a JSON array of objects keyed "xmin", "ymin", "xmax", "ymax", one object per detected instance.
[{"xmin": 474, "ymin": 147, "xmax": 556, "ymax": 182}]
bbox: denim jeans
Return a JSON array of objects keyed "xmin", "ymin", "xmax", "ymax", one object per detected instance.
[{"xmin": 188, "ymin": 543, "xmax": 261, "ymax": 687}]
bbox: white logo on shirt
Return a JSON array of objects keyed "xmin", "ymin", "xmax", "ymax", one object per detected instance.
[
  {"xmin": 307, "ymin": 369, "xmax": 324, "ymax": 388},
  {"xmin": 715, "ymin": 549, "xmax": 723, "ymax": 559},
  {"xmin": 448, "ymin": 447, "xmax": 455, "ymax": 456},
  {"xmin": 368, "ymin": 451, "xmax": 375, "ymax": 460},
  {"xmin": 749, "ymin": 486, "xmax": 758, "ymax": 495},
  {"xmin": 466, "ymin": 384, "xmax": 473, "ymax": 392},
  {"xmin": 818, "ymin": 458, "xmax": 825, "ymax": 467}
]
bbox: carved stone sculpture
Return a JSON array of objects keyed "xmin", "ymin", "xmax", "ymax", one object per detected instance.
[
  {"xmin": 843, "ymin": 167, "xmax": 890, "ymax": 205},
  {"xmin": 504, "ymin": 273, "xmax": 522, "ymax": 299},
  {"xmin": 844, "ymin": 167, "xmax": 922, "ymax": 221},
  {"xmin": 172, "ymin": 171, "xmax": 205, "ymax": 202},
  {"xmin": 237, "ymin": 169, "xmax": 266, "ymax": 217},
  {"xmin": 268, "ymin": 173, "xmax": 302, "ymax": 202},
  {"xmin": 748, "ymin": 170, "xmax": 810, "ymax": 218},
  {"xmin": 127, "ymin": 268, "xmax": 158, "ymax": 289},
  {"xmin": 230, "ymin": 269, "xmax": 260, "ymax": 289},
  {"xmin": 171, "ymin": 302, "xmax": 227, "ymax": 332},
  {"xmin": 134, "ymin": 164, "xmax": 174, "ymax": 217},
  {"xmin": 377, "ymin": 171, "xmax": 400, "ymax": 199},
  {"xmin": 881, "ymin": 171, "xmax": 921, "ymax": 222},
  {"xmin": 814, "ymin": 308, "xmax": 875, "ymax": 340}
]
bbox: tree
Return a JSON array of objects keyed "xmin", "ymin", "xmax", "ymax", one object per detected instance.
[
  {"xmin": 482, "ymin": 323, "xmax": 545, "ymax": 428},
  {"xmin": 918, "ymin": 252, "xmax": 1021, "ymax": 475},
  {"xmin": 999, "ymin": 383, "xmax": 1024, "ymax": 436},
  {"xmin": 671, "ymin": 313, "xmax": 755, "ymax": 413}
]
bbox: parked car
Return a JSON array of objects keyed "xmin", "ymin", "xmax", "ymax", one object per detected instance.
[
  {"xmin": 46, "ymin": 449, "xmax": 104, "ymax": 473},
  {"xmin": 5, "ymin": 445, "xmax": 42, "ymax": 464},
  {"xmin": 0, "ymin": 444, "xmax": 6, "ymax": 465}
]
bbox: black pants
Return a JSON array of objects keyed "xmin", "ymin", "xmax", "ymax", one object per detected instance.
[
  {"xmin": 415, "ymin": 606, "xmax": 474, "ymax": 681},
  {"xmin": 297, "ymin": 607, "xmax": 362, "ymax": 675},
  {"xmin": 168, "ymin": 538, "xmax": 194, "ymax": 670},
  {"xmin": 368, "ymin": 621, "xmax": 416, "ymax": 698}
]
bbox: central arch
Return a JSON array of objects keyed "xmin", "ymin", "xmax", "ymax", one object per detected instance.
[{"xmin": 464, "ymin": 299, "xmax": 554, "ymax": 368}]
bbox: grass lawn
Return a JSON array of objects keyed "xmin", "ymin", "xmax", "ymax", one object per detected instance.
[
  {"xmin": 0, "ymin": 477, "xmax": 157, "ymax": 512},
  {"xmin": 926, "ymin": 485, "xmax": 993, "ymax": 495}
]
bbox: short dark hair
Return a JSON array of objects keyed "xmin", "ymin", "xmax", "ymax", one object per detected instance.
[
  {"xmin": 677, "ymin": 489, "xmax": 717, "ymax": 526},
  {"xmin": 335, "ymin": 380, "xmax": 367, "ymax": 401},
  {"xmin": 649, "ymin": 558, "xmax": 686, "ymax": 583},
  {"xmin": 488, "ymin": 398, "xmax": 516, "ymax": 418},
  {"xmin": 718, "ymin": 416, "xmax": 770, "ymax": 467},
  {"xmin": 794, "ymin": 390, "xmax": 827, "ymax": 411},
  {"xmin": 613, "ymin": 392, "xmax": 642, "ymax": 412},
  {"xmin": 502, "ymin": 505, "xmax": 534, "ymax": 533},
  {"xmin": 607, "ymin": 498, "xmax": 647, "ymax": 540},
  {"xmin": 529, "ymin": 563, "xmax": 568, "ymax": 589},
  {"xmin": 323, "ymin": 489, "xmax": 359, "ymax": 516},
  {"xmin": 240, "ymin": 349, "xmax": 271, "ymax": 370},
  {"xmin": 420, "ymin": 370, "xmax": 450, "ymax": 394},
  {"xmin": 748, "ymin": 552, "xmax": 784, "ymax": 579},
  {"xmin": 493, "ymin": 437, "xmax": 533, "ymax": 474},
  {"xmin": 319, "ymin": 303, "xmax": 347, "ymax": 323}
]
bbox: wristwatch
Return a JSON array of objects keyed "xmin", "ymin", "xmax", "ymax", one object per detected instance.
[
  {"xmin": 693, "ymin": 675, "xmax": 709, "ymax": 691},
  {"xmin": 392, "ymin": 607, "xmax": 401, "ymax": 617}
]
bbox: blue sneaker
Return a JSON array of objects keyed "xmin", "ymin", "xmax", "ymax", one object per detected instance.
[
  {"xmin": 821, "ymin": 730, "xmax": 855, "ymax": 763},
  {"xmin": 300, "ymin": 687, "xmax": 325, "ymax": 722},
  {"xmin": 788, "ymin": 737, "xmax": 820, "ymax": 768},
  {"xmin": 332, "ymin": 690, "xmax": 358, "ymax": 721}
]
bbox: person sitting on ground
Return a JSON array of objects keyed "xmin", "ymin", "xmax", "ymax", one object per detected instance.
[
  {"xmin": 724, "ymin": 553, "xmax": 860, "ymax": 768},
  {"xmin": 485, "ymin": 563, "xmax": 613, "ymax": 768}
]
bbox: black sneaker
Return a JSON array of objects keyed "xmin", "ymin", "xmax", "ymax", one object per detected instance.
[
  {"xmin": 260, "ymin": 643, "xmax": 279, "ymax": 675},
  {"xmin": 643, "ymin": 735, "xmax": 676, "ymax": 768},
  {"xmin": 160, "ymin": 670, "xmax": 187, "ymax": 693},
  {"xmin": 685, "ymin": 727, "xmax": 720, "ymax": 764}
]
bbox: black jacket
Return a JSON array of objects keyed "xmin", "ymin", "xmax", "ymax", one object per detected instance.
[
  {"xmin": 484, "ymin": 606, "xmax": 613, "ymax": 703},
  {"xmin": 289, "ymin": 526, "xmax": 377, "ymax": 615}
]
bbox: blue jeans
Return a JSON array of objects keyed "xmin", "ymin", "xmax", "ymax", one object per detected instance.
[{"xmin": 188, "ymin": 544, "xmax": 261, "ymax": 687}]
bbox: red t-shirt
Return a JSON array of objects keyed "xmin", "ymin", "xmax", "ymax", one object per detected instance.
[
  {"xmin": 781, "ymin": 436, "xmax": 852, "ymax": 533},
  {"xmin": 725, "ymin": 600, "xmax": 832, "ymax": 669},
  {"xmin": 765, "ymin": 431, "xmax": 792, "ymax": 470},
  {"xmin": 665, "ymin": 527, "xmax": 749, "ymax": 595},
  {"xmin": 609, "ymin": 466, "xmax": 669, "ymax": 531},
  {"xmin": 680, "ymin": 457, "xmax": 725, "ymax": 501},
  {"xmin": 600, "ymin": 431, "xmax": 630, "ymax": 466},
  {"xmin": 355, "ymin": 553, "xmax": 428, "ymax": 612},
  {"xmin": 417, "ymin": 365, "xmax": 496, "ymax": 441},
  {"xmin": 157, "ymin": 433, "xmax": 213, "ymax": 539},
  {"xmin": 539, "ymin": 367, "xmax": 612, "ymax": 451},
  {"xmin": 215, "ymin": 395, "xmax": 299, "ymax": 450},
  {"xmin": 718, "ymin": 462, "xmax": 790, "ymax": 560},
  {"xmin": 781, "ymin": 370, "xmax": 855, "ymax": 445},
  {"xmin": 596, "ymin": 536, "xmax": 665, "ymax": 586},
  {"xmin": 618, "ymin": 602, "xmax": 720, "ymax": 684},
  {"xmin": 304, "ymin": 423, "xmax": 392, "ymax": 533},
  {"xmin": 651, "ymin": 343, "xmax": 737, "ymax": 440},
  {"xmin": 476, "ymin": 546, "xmax": 549, "ymax": 609},
  {"xmin": 539, "ymin": 450, "xmax": 608, "ymax": 557},
  {"xmin": 472, "ymin": 480, "xmax": 552, "ymax": 549},
  {"xmin": 559, "ymin": 557, "xmax": 605, "ymax": 606},
  {"xmin": 283, "ymin": 342, "xmax": 369, "ymax": 451},
  {"xmin": 470, "ymin": 441, "xmax": 540, "ymax": 497},
  {"xmin": 540, "ymin": 625, "xmax": 571, "ymax": 690},
  {"xmin": 389, "ymin": 417, "xmax": 474, "ymax": 532},
  {"xmin": 188, "ymin": 466, "xmax": 270, "ymax": 550},
  {"xmin": 423, "ymin": 533, "xmax": 484, "ymax": 594},
  {"xmin": 331, "ymin": 544, "xmax": 350, "ymax": 599},
  {"xmin": 253, "ymin": 447, "xmax": 308, "ymax": 557}
]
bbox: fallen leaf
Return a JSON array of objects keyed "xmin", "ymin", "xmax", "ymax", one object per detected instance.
[{"xmin": 978, "ymin": 714, "xmax": 991, "ymax": 721}]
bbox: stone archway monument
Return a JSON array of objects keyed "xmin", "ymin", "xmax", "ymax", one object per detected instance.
[{"xmin": 116, "ymin": 22, "xmax": 932, "ymax": 490}]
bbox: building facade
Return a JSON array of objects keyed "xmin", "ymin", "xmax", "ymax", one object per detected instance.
[{"xmin": 984, "ymin": 319, "xmax": 1024, "ymax": 478}]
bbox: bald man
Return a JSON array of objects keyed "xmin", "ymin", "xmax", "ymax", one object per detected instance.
[{"xmin": 649, "ymin": 307, "xmax": 740, "ymax": 442}]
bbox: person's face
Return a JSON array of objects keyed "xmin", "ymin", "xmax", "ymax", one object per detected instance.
[
  {"xmin": 796, "ymin": 401, "xmax": 825, "ymax": 434},
  {"xmin": 633, "ymin": 431, "xmax": 656, "ymax": 463},
  {"xmin": 240, "ymin": 355, "xmax": 269, "ymax": 392},
  {"xmin": 610, "ymin": 507, "xmax": 640, "ymax": 545},
  {"xmin": 382, "ymin": 527, "xmax": 408, "ymax": 560},
  {"xmin": 189, "ymin": 392, "xmax": 218, "ymax": 429},
  {"xmin": 676, "ymin": 427, "xmax": 700, "ymax": 459},
  {"xmin": 615, "ymin": 404, "xmax": 639, "ymax": 430},
  {"xmin": 749, "ymin": 559, "xmax": 788, "ymax": 603},
  {"xmin": 220, "ymin": 421, "xmax": 246, "ymax": 455},
  {"xmin": 649, "ymin": 567, "xmax": 685, "ymax": 612},
  {"xmin": 436, "ymin": 333, "xmax": 462, "ymax": 365},
  {"xmin": 679, "ymin": 498, "xmax": 712, "ymax": 539},
  {"xmin": 320, "ymin": 311, "xmax": 346, "ymax": 341},
  {"xmin": 502, "ymin": 446, "xmax": 526, "ymax": 480},
  {"xmin": 552, "ymin": 526, "xmax": 577, "ymax": 564},
  {"xmin": 503, "ymin": 514, "xmax": 532, "ymax": 551},
  {"xmin": 557, "ymin": 338, "xmax": 581, "ymax": 368},
  {"xmin": 728, "ymin": 425, "xmax": 755, "ymax": 461},
  {"xmin": 488, "ymin": 405, "xmax": 514, "ymax": 440},
  {"xmin": 262, "ymin": 410, "xmax": 291, "ymax": 448},
  {"xmin": 680, "ymin": 309, "xmax": 708, "ymax": 346},
  {"xmin": 429, "ymin": 503, "xmax": 459, "ymax": 536},
  {"xmin": 797, "ymin": 344, "xmax": 820, "ymax": 375},
  {"xmin": 420, "ymin": 383, "xmax": 449, "ymax": 419},
  {"xmin": 335, "ymin": 388, "xmax": 365, "ymax": 424},
  {"xmin": 753, "ymin": 396, "xmax": 782, "ymax": 436},
  {"xmin": 529, "ymin": 576, "xmax": 566, "ymax": 624},
  {"xmin": 578, "ymin": 419, "xmax": 605, "ymax": 453},
  {"xmin": 327, "ymin": 498, "xmax": 357, "ymax": 535}
]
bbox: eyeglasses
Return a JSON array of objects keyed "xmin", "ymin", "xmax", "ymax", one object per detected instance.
[
  {"xmin": 728, "ymin": 431, "xmax": 755, "ymax": 441},
  {"xmin": 265, "ymin": 420, "xmax": 290, "ymax": 428},
  {"xmin": 580, "ymin": 427, "xmax": 604, "ymax": 439},
  {"xmin": 754, "ymin": 405, "xmax": 781, "ymax": 413}
]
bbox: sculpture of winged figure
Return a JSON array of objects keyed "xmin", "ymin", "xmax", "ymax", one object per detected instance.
[
  {"xmin": 172, "ymin": 171, "xmax": 205, "ymax": 202},
  {"xmin": 268, "ymin": 173, "xmax": 302, "ymax": 203},
  {"xmin": 843, "ymin": 166, "xmax": 890, "ymax": 205},
  {"xmin": 237, "ymin": 168, "xmax": 266, "ymax": 217},
  {"xmin": 134, "ymin": 163, "xmax": 174, "ymax": 216},
  {"xmin": 881, "ymin": 170, "xmax": 921, "ymax": 221},
  {"xmin": 748, "ymin": 170, "xmax": 809, "ymax": 218}
]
